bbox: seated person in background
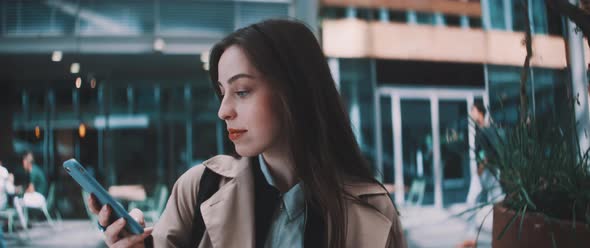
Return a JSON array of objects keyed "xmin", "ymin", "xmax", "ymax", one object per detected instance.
[
  {"xmin": 0, "ymin": 160, "xmax": 15, "ymax": 210},
  {"xmin": 20, "ymin": 151, "xmax": 48, "ymax": 208}
]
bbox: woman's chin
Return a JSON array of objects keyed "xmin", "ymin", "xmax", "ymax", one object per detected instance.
[{"xmin": 234, "ymin": 145, "xmax": 262, "ymax": 157}]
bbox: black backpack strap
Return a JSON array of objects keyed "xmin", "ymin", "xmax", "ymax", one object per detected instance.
[
  {"xmin": 144, "ymin": 166, "xmax": 221, "ymax": 248},
  {"xmin": 304, "ymin": 200, "xmax": 326, "ymax": 248},
  {"xmin": 251, "ymin": 157, "xmax": 281, "ymax": 248},
  {"xmin": 191, "ymin": 167, "xmax": 222, "ymax": 247}
]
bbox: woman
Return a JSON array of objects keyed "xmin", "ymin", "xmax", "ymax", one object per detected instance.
[{"xmin": 88, "ymin": 19, "xmax": 405, "ymax": 248}]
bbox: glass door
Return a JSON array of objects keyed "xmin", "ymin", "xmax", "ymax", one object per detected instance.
[
  {"xmin": 376, "ymin": 87, "xmax": 485, "ymax": 208},
  {"xmin": 439, "ymin": 100, "xmax": 470, "ymax": 206},
  {"xmin": 401, "ymin": 99, "xmax": 433, "ymax": 205}
]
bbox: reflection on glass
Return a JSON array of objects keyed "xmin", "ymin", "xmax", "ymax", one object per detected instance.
[
  {"xmin": 110, "ymin": 129, "xmax": 158, "ymax": 187},
  {"xmin": 401, "ymin": 100, "xmax": 433, "ymax": 204},
  {"xmin": 193, "ymin": 122, "xmax": 218, "ymax": 163},
  {"xmin": 380, "ymin": 96, "xmax": 394, "ymax": 184},
  {"xmin": 439, "ymin": 101, "xmax": 469, "ymax": 205},
  {"xmin": 135, "ymin": 87, "xmax": 157, "ymax": 114},
  {"xmin": 338, "ymin": 59, "xmax": 375, "ymax": 167},
  {"xmin": 488, "ymin": 65, "xmax": 567, "ymax": 125}
]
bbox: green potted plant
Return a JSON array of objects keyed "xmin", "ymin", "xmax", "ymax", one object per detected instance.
[
  {"xmin": 478, "ymin": 114, "xmax": 590, "ymax": 248},
  {"xmin": 472, "ymin": 1, "xmax": 590, "ymax": 247}
]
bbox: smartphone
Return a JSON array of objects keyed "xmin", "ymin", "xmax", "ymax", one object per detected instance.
[{"xmin": 63, "ymin": 158, "xmax": 144, "ymax": 235}]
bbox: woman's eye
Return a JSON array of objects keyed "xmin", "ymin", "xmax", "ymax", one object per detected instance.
[{"xmin": 236, "ymin": 91, "xmax": 249, "ymax": 97}]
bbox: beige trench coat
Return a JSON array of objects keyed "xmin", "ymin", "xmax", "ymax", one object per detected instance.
[{"xmin": 151, "ymin": 155, "xmax": 406, "ymax": 248}]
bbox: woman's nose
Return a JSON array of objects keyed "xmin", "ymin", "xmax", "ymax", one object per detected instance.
[{"xmin": 217, "ymin": 97, "xmax": 236, "ymax": 120}]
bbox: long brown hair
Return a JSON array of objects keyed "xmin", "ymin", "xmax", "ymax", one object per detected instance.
[{"xmin": 209, "ymin": 19, "xmax": 383, "ymax": 247}]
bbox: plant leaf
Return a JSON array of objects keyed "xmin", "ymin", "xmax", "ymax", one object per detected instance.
[
  {"xmin": 518, "ymin": 204, "xmax": 528, "ymax": 241},
  {"xmin": 475, "ymin": 207, "xmax": 494, "ymax": 248},
  {"xmin": 497, "ymin": 206, "xmax": 522, "ymax": 240}
]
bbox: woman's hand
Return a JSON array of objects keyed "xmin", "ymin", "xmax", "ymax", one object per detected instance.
[{"xmin": 87, "ymin": 194, "xmax": 153, "ymax": 248}]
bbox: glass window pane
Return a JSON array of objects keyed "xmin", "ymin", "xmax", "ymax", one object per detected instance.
[
  {"xmin": 532, "ymin": 68, "xmax": 568, "ymax": 118},
  {"xmin": 339, "ymin": 59, "xmax": 375, "ymax": 167},
  {"xmin": 135, "ymin": 87, "xmax": 157, "ymax": 114},
  {"xmin": 488, "ymin": 0, "xmax": 507, "ymax": 30},
  {"xmin": 512, "ymin": 0, "xmax": 527, "ymax": 32},
  {"xmin": 401, "ymin": 99, "xmax": 433, "ymax": 205},
  {"xmin": 237, "ymin": 2, "xmax": 290, "ymax": 28},
  {"xmin": 531, "ymin": 0, "xmax": 548, "ymax": 34},
  {"xmin": 110, "ymin": 129, "xmax": 158, "ymax": 185},
  {"xmin": 160, "ymin": 1, "xmax": 234, "ymax": 36},
  {"xmin": 445, "ymin": 15, "xmax": 461, "ymax": 27},
  {"xmin": 380, "ymin": 96, "xmax": 394, "ymax": 184},
  {"xmin": 193, "ymin": 122, "xmax": 217, "ymax": 162},
  {"xmin": 389, "ymin": 10, "xmax": 407, "ymax": 23},
  {"xmin": 55, "ymin": 88, "xmax": 73, "ymax": 117},
  {"xmin": 439, "ymin": 100, "xmax": 469, "ymax": 205},
  {"xmin": 162, "ymin": 86, "xmax": 184, "ymax": 115},
  {"xmin": 79, "ymin": 0, "xmax": 154, "ymax": 36},
  {"xmin": 79, "ymin": 87, "xmax": 99, "ymax": 114},
  {"xmin": 416, "ymin": 12, "xmax": 434, "ymax": 25},
  {"xmin": 110, "ymin": 86, "xmax": 128, "ymax": 114},
  {"xmin": 487, "ymin": 65, "xmax": 522, "ymax": 125},
  {"xmin": 512, "ymin": 0, "xmax": 549, "ymax": 34},
  {"xmin": 469, "ymin": 16, "xmax": 482, "ymax": 29},
  {"xmin": 29, "ymin": 88, "xmax": 46, "ymax": 114}
]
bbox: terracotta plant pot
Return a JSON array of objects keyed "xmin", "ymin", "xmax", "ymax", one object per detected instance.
[{"xmin": 492, "ymin": 203, "xmax": 590, "ymax": 248}]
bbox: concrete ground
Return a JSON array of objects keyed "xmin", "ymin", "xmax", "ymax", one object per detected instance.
[
  {"xmin": 402, "ymin": 205, "xmax": 493, "ymax": 248},
  {"xmin": 1, "ymin": 205, "xmax": 493, "ymax": 248},
  {"xmin": 3, "ymin": 220, "xmax": 105, "ymax": 248}
]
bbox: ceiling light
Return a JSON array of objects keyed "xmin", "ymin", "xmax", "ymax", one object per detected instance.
[
  {"xmin": 153, "ymin": 38, "xmax": 165, "ymax": 52},
  {"xmin": 200, "ymin": 50, "xmax": 210, "ymax": 64},
  {"xmin": 35, "ymin": 126, "xmax": 41, "ymax": 139},
  {"xmin": 79, "ymin": 123, "xmax": 87, "ymax": 138},
  {"xmin": 52, "ymin": 51, "xmax": 62, "ymax": 62},
  {"xmin": 75, "ymin": 77, "xmax": 82, "ymax": 88},
  {"xmin": 70, "ymin": 63, "xmax": 80, "ymax": 74}
]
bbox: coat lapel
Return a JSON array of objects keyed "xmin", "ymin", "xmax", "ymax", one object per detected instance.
[
  {"xmin": 200, "ymin": 157, "xmax": 256, "ymax": 248},
  {"xmin": 198, "ymin": 155, "xmax": 395, "ymax": 248},
  {"xmin": 345, "ymin": 202, "xmax": 392, "ymax": 248},
  {"xmin": 344, "ymin": 182, "xmax": 394, "ymax": 248}
]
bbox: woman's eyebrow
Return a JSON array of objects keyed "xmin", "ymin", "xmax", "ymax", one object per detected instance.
[{"xmin": 218, "ymin": 73, "xmax": 255, "ymax": 86}]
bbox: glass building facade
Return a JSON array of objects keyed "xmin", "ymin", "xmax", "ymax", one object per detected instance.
[
  {"xmin": 0, "ymin": 0, "xmax": 293, "ymax": 218},
  {"xmin": 320, "ymin": 0, "xmax": 577, "ymax": 208},
  {"xmin": 0, "ymin": 0, "xmax": 584, "ymax": 218}
]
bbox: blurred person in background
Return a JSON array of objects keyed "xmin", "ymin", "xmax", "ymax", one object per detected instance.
[
  {"xmin": 0, "ymin": 225, "xmax": 4, "ymax": 248},
  {"xmin": 18, "ymin": 151, "xmax": 48, "ymax": 209},
  {"xmin": 88, "ymin": 19, "xmax": 406, "ymax": 248},
  {"xmin": 0, "ymin": 160, "xmax": 15, "ymax": 210},
  {"xmin": 470, "ymin": 103, "xmax": 503, "ymax": 203},
  {"xmin": 0, "ymin": 160, "xmax": 13, "ymax": 248},
  {"xmin": 471, "ymin": 102, "xmax": 487, "ymax": 178}
]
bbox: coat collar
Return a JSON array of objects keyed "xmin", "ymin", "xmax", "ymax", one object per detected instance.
[
  {"xmin": 199, "ymin": 155, "xmax": 392, "ymax": 248},
  {"xmin": 201, "ymin": 155, "xmax": 250, "ymax": 178},
  {"xmin": 202, "ymin": 155, "xmax": 389, "ymax": 197},
  {"xmin": 199, "ymin": 155, "xmax": 256, "ymax": 248}
]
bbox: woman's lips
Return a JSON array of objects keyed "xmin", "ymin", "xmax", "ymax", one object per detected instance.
[{"xmin": 228, "ymin": 128, "xmax": 247, "ymax": 141}]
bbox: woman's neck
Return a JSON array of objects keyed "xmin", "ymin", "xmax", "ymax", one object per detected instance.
[{"xmin": 261, "ymin": 148, "xmax": 298, "ymax": 193}]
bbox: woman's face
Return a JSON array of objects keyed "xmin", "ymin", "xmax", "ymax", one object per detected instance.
[{"xmin": 216, "ymin": 45, "xmax": 283, "ymax": 157}]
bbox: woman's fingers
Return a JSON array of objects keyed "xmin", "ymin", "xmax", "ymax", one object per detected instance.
[
  {"xmin": 98, "ymin": 204, "xmax": 112, "ymax": 228},
  {"xmin": 111, "ymin": 228, "xmax": 153, "ymax": 248},
  {"xmin": 88, "ymin": 194, "xmax": 102, "ymax": 214},
  {"xmin": 104, "ymin": 217, "xmax": 126, "ymax": 246},
  {"xmin": 88, "ymin": 196, "xmax": 150, "ymax": 248},
  {"xmin": 129, "ymin": 208, "xmax": 145, "ymax": 227}
]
